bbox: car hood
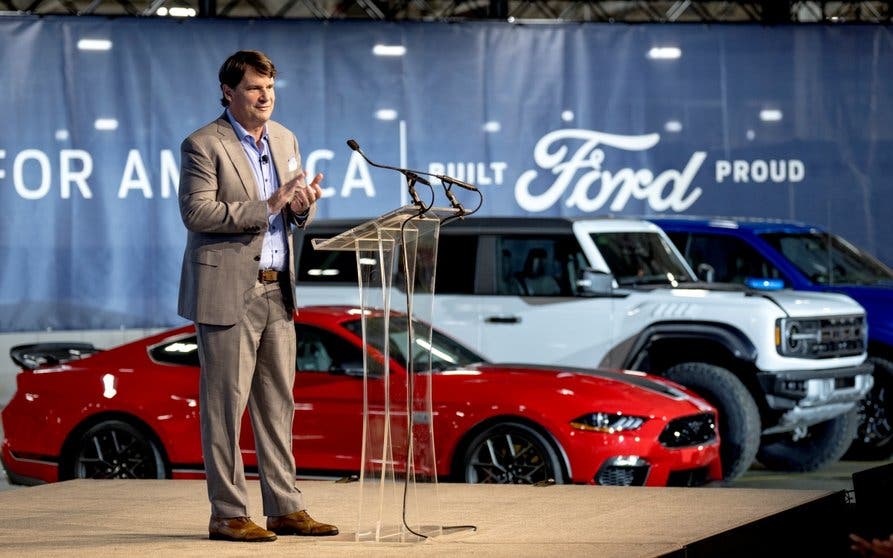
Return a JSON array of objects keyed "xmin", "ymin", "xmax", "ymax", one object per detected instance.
[{"xmin": 441, "ymin": 362, "xmax": 714, "ymax": 413}]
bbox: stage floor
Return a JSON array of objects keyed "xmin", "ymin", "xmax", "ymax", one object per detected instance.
[{"xmin": 0, "ymin": 478, "xmax": 851, "ymax": 557}]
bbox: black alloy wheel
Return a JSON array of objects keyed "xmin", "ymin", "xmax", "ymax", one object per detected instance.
[
  {"xmin": 67, "ymin": 419, "xmax": 167, "ymax": 480},
  {"xmin": 845, "ymin": 356, "xmax": 893, "ymax": 460},
  {"xmin": 462, "ymin": 421, "xmax": 565, "ymax": 485}
]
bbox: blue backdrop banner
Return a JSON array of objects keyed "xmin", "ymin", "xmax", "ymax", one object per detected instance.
[{"xmin": 1, "ymin": 17, "xmax": 892, "ymax": 331}]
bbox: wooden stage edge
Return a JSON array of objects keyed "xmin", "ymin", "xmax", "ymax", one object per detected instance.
[{"xmin": 0, "ymin": 479, "xmax": 853, "ymax": 557}]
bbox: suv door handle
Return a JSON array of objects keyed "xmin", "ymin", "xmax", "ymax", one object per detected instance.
[{"xmin": 485, "ymin": 316, "xmax": 521, "ymax": 324}]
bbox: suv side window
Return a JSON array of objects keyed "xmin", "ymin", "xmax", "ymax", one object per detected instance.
[
  {"xmin": 435, "ymin": 234, "xmax": 477, "ymax": 294},
  {"xmin": 297, "ymin": 234, "xmax": 358, "ymax": 285},
  {"xmin": 671, "ymin": 232, "xmax": 783, "ymax": 284},
  {"xmin": 298, "ymin": 231, "xmax": 477, "ymax": 297},
  {"xmin": 496, "ymin": 235, "xmax": 583, "ymax": 296}
]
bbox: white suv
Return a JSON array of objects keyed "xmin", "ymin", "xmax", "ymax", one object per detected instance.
[{"xmin": 295, "ymin": 217, "xmax": 873, "ymax": 481}]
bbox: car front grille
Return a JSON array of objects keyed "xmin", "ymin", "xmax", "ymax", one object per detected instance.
[
  {"xmin": 658, "ymin": 412, "xmax": 717, "ymax": 448},
  {"xmin": 594, "ymin": 457, "xmax": 650, "ymax": 486},
  {"xmin": 666, "ymin": 466, "xmax": 711, "ymax": 487}
]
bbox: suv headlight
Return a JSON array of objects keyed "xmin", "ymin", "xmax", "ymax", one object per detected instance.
[
  {"xmin": 570, "ymin": 412, "xmax": 647, "ymax": 433},
  {"xmin": 775, "ymin": 315, "xmax": 866, "ymax": 358}
]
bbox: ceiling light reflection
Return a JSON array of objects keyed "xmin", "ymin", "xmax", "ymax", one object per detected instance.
[
  {"xmin": 664, "ymin": 120, "xmax": 682, "ymax": 133},
  {"xmin": 94, "ymin": 118, "xmax": 119, "ymax": 131},
  {"xmin": 759, "ymin": 109, "xmax": 783, "ymax": 122},
  {"xmin": 647, "ymin": 46, "xmax": 681, "ymax": 60},
  {"xmin": 373, "ymin": 45, "xmax": 406, "ymax": 57},
  {"xmin": 375, "ymin": 109, "xmax": 397, "ymax": 121},
  {"xmin": 77, "ymin": 39, "xmax": 112, "ymax": 51},
  {"xmin": 483, "ymin": 121, "xmax": 501, "ymax": 133}
]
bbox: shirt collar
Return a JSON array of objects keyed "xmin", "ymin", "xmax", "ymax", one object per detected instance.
[{"xmin": 225, "ymin": 109, "xmax": 268, "ymax": 146}]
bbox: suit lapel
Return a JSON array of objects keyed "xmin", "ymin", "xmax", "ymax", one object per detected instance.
[
  {"xmin": 216, "ymin": 115, "xmax": 258, "ymax": 201},
  {"xmin": 267, "ymin": 125, "xmax": 294, "ymax": 187}
]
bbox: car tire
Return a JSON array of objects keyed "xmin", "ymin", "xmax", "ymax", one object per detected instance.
[
  {"xmin": 63, "ymin": 419, "xmax": 168, "ymax": 480},
  {"xmin": 757, "ymin": 408, "xmax": 859, "ymax": 472},
  {"xmin": 844, "ymin": 356, "xmax": 893, "ymax": 460},
  {"xmin": 664, "ymin": 362, "xmax": 761, "ymax": 481},
  {"xmin": 460, "ymin": 421, "xmax": 566, "ymax": 485}
]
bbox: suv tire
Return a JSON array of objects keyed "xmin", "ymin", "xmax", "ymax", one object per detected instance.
[
  {"xmin": 665, "ymin": 362, "xmax": 761, "ymax": 481},
  {"xmin": 757, "ymin": 408, "xmax": 859, "ymax": 472},
  {"xmin": 845, "ymin": 356, "xmax": 893, "ymax": 460}
]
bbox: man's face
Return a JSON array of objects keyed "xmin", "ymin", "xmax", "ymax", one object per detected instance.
[{"xmin": 222, "ymin": 66, "xmax": 275, "ymax": 131}]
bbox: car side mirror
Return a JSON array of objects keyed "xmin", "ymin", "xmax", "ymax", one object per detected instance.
[
  {"xmin": 576, "ymin": 268, "xmax": 614, "ymax": 296},
  {"xmin": 696, "ymin": 263, "xmax": 715, "ymax": 282}
]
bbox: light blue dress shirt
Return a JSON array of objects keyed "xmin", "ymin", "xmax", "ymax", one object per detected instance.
[{"xmin": 226, "ymin": 109, "xmax": 288, "ymax": 272}]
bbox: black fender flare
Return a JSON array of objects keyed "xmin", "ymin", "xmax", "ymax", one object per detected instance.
[{"xmin": 617, "ymin": 321, "xmax": 759, "ymax": 371}]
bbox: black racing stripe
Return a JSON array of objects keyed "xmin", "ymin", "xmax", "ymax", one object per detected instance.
[{"xmin": 478, "ymin": 363, "xmax": 683, "ymax": 398}]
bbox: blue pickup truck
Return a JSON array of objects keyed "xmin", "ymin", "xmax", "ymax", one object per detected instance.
[{"xmin": 652, "ymin": 217, "xmax": 893, "ymax": 460}]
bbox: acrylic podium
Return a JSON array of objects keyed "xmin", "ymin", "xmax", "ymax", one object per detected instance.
[{"xmin": 311, "ymin": 204, "xmax": 461, "ymax": 542}]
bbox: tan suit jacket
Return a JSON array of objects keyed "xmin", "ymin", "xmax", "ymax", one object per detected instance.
[{"xmin": 177, "ymin": 113, "xmax": 316, "ymax": 326}]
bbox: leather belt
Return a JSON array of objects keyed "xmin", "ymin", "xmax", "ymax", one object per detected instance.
[{"xmin": 258, "ymin": 269, "xmax": 282, "ymax": 283}]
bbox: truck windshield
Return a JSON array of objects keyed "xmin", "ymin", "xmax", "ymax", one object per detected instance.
[
  {"xmin": 589, "ymin": 232, "xmax": 696, "ymax": 286},
  {"xmin": 760, "ymin": 231, "xmax": 893, "ymax": 286}
]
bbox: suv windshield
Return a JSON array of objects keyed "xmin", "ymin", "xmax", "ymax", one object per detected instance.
[
  {"xmin": 760, "ymin": 231, "xmax": 893, "ymax": 286},
  {"xmin": 342, "ymin": 316, "xmax": 486, "ymax": 371},
  {"xmin": 590, "ymin": 232, "xmax": 696, "ymax": 286}
]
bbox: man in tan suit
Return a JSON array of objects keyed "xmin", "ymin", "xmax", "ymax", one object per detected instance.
[{"xmin": 178, "ymin": 50, "xmax": 338, "ymax": 542}]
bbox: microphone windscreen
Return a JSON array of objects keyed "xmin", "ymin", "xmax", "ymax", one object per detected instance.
[{"xmin": 346, "ymin": 139, "xmax": 360, "ymax": 151}]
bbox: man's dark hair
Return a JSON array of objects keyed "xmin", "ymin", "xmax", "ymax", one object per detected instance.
[{"xmin": 218, "ymin": 50, "xmax": 277, "ymax": 107}]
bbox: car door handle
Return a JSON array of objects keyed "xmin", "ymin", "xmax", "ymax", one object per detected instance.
[{"xmin": 485, "ymin": 316, "xmax": 521, "ymax": 324}]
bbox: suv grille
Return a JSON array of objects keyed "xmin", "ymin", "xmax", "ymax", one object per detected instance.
[
  {"xmin": 658, "ymin": 413, "xmax": 717, "ymax": 448},
  {"xmin": 777, "ymin": 315, "xmax": 866, "ymax": 359}
]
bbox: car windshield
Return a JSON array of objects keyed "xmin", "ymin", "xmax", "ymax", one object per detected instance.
[
  {"xmin": 342, "ymin": 316, "xmax": 486, "ymax": 371},
  {"xmin": 760, "ymin": 231, "xmax": 893, "ymax": 286},
  {"xmin": 589, "ymin": 231, "xmax": 696, "ymax": 286}
]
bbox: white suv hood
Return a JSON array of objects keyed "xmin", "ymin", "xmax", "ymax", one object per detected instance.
[{"xmin": 760, "ymin": 289, "xmax": 866, "ymax": 318}]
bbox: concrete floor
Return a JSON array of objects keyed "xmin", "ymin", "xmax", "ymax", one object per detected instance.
[{"xmin": 0, "ymin": 478, "xmax": 855, "ymax": 558}]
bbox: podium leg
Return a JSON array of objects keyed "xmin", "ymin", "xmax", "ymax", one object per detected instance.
[{"xmin": 353, "ymin": 220, "xmax": 443, "ymax": 542}]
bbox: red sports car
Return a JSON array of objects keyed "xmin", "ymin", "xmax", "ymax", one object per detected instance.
[{"xmin": 2, "ymin": 306, "xmax": 721, "ymax": 487}]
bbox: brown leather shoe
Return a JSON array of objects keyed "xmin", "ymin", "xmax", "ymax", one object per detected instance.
[
  {"xmin": 267, "ymin": 510, "xmax": 339, "ymax": 536},
  {"xmin": 208, "ymin": 516, "xmax": 277, "ymax": 542}
]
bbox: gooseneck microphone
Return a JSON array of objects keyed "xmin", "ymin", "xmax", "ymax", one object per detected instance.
[
  {"xmin": 437, "ymin": 175, "xmax": 478, "ymax": 192},
  {"xmin": 346, "ymin": 139, "xmax": 430, "ymax": 186},
  {"xmin": 345, "ymin": 138, "xmax": 485, "ymax": 221},
  {"xmin": 346, "ymin": 139, "xmax": 431, "ymax": 207},
  {"xmin": 345, "ymin": 139, "xmax": 480, "ymax": 192}
]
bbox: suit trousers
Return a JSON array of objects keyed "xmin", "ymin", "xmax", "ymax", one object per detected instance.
[{"xmin": 195, "ymin": 280, "xmax": 304, "ymax": 518}]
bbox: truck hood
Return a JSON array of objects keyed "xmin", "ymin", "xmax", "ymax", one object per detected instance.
[
  {"xmin": 633, "ymin": 282, "xmax": 864, "ymax": 319},
  {"xmin": 758, "ymin": 289, "xmax": 865, "ymax": 318}
]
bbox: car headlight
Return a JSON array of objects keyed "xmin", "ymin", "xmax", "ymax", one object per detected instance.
[{"xmin": 570, "ymin": 412, "xmax": 647, "ymax": 433}]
